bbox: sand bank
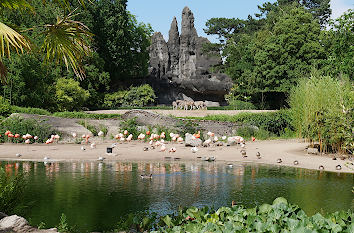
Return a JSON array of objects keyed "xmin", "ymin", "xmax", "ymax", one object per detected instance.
[{"xmin": 0, "ymin": 140, "xmax": 352, "ymax": 173}]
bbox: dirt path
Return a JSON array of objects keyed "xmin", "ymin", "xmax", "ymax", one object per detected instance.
[{"xmin": 86, "ymin": 109, "xmax": 275, "ymax": 117}]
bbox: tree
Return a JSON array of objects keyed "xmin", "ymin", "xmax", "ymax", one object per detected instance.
[
  {"xmin": 0, "ymin": 0, "xmax": 92, "ymax": 82},
  {"xmin": 87, "ymin": 0, "xmax": 153, "ymax": 82},
  {"xmin": 320, "ymin": 10, "xmax": 354, "ymax": 79}
]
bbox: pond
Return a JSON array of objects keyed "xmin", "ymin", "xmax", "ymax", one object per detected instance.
[{"xmin": 1, "ymin": 160, "xmax": 353, "ymax": 232}]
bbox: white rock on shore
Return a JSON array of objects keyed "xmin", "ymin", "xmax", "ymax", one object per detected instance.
[{"xmin": 0, "ymin": 215, "xmax": 58, "ymax": 233}]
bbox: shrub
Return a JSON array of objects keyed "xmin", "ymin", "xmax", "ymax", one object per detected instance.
[
  {"xmin": 202, "ymin": 110, "xmax": 293, "ymax": 136},
  {"xmin": 0, "ymin": 115, "xmax": 56, "ymax": 143},
  {"xmin": 0, "ymin": 168, "xmax": 27, "ymax": 215},
  {"xmin": 104, "ymin": 84, "xmax": 156, "ymax": 109},
  {"xmin": 55, "ymin": 78, "xmax": 90, "ymax": 111},
  {"xmin": 10, "ymin": 106, "xmax": 51, "ymax": 115},
  {"xmin": 0, "ymin": 96, "xmax": 11, "ymax": 116},
  {"xmin": 289, "ymin": 74, "xmax": 353, "ymax": 153},
  {"xmin": 227, "ymin": 100, "xmax": 256, "ymax": 110},
  {"xmin": 103, "ymin": 90, "xmax": 128, "ymax": 109},
  {"xmin": 119, "ymin": 118, "xmax": 140, "ymax": 139}
]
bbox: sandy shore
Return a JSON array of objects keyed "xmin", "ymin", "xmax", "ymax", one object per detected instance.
[{"xmin": 0, "ymin": 140, "xmax": 352, "ymax": 174}]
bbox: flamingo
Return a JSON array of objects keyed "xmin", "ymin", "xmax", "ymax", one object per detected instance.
[
  {"xmin": 123, "ymin": 130, "xmax": 128, "ymax": 135},
  {"xmin": 25, "ymin": 139, "xmax": 30, "ymax": 144},
  {"xmin": 126, "ymin": 134, "xmax": 133, "ymax": 142},
  {"xmin": 72, "ymin": 132, "xmax": 77, "ymax": 138},
  {"xmin": 177, "ymin": 137, "xmax": 183, "ymax": 143},
  {"xmin": 160, "ymin": 144, "xmax": 166, "ymax": 152}
]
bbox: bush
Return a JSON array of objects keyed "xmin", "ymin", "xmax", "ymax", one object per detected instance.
[
  {"xmin": 10, "ymin": 106, "xmax": 51, "ymax": 115},
  {"xmin": 227, "ymin": 100, "xmax": 256, "ymax": 110},
  {"xmin": 0, "ymin": 115, "xmax": 56, "ymax": 143},
  {"xmin": 289, "ymin": 74, "xmax": 353, "ymax": 153},
  {"xmin": 103, "ymin": 90, "xmax": 128, "ymax": 109},
  {"xmin": 55, "ymin": 78, "xmax": 90, "ymax": 111},
  {"xmin": 104, "ymin": 84, "xmax": 156, "ymax": 109},
  {"xmin": 0, "ymin": 96, "xmax": 11, "ymax": 117},
  {"xmin": 0, "ymin": 168, "xmax": 27, "ymax": 215},
  {"xmin": 119, "ymin": 118, "xmax": 140, "ymax": 139},
  {"xmin": 202, "ymin": 110, "xmax": 293, "ymax": 136}
]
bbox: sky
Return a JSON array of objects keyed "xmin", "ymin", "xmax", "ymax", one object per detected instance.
[{"xmin": 127, "ymin": 0, "xmax": 353, "ymax": 42}]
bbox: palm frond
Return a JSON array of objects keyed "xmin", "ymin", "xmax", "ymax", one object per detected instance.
[
  {"xmin": 42, "ymin": 12, "xmax": 92, "ymax": 79},
  {"xmin": 42, "ymin": 0, "xmax": 88, "ymax": 10},
  {"xmin": 0, "ymin": 21, "xmax": 31, "ymax": 83},
  {"xmin": 0, "ymin": 0, "xmax": 32, "ymax": 10}
]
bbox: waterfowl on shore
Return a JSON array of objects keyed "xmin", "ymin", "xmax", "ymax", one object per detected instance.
[
  {"xmin": 208, "ymin": 156, "xmax": 216, "ymax": 162},
  {"xmin": 256, "ymin": 152, "xmax": 261, "ymax": 159},
  {"xmin": 332, "ymin": 157, "xmax": 337, "ymax": 160},
  {"xmin": 336, "ymin": 165, "xmax": 342, "ymax": 170},
  {"xmin": 293, "ymin": 160, "xmax": 299, "ymax": 165},
  {"xmin": 143, "ymin": 147, "xmax": 149, "ymax": 151},
  {"xmin": 319, "ymin": 165, "xmax": 324, "ymax": 170},
  {"xmin": 191, "ymin": 147, "xmax": 198, "ymax": 153},
  {"xmin": 111, "ymin": 143, "xmax": 117, "ymax": 148},
  {"xmin": 276, "ymin": 158, "xmax": 282, "ymax": 163},
  {"xmin": 174, "ymin": 157, "xmax": 181, "ymax": 161},
  {"xmin": 140, "ymin": 174, "xmax": 152, "ymax": 179},
  {"xmin": 44, "ymin": 157, "xmax": 50, "ymax": 160},
  {"xmin": 80, "ymin": 146, "xmax": 86, "ymax": 151},
  {"xmin": 97, "ymin": 157, "xmax": 105, "ymax": 162},
  {"xmin": 201, "ymin": 156, "xmax": 209, "ymax": 161},
  {"xmin": 227, "ymin": 163, "xmax": 233, "ymax": 168},
  {"xmin": 241, "ymin": 150, "xmax": 247, "ymax": 158},
  {"xmin": 90, "ymin": 143, "xmax": 96, "ymax": 149},
  {"xmin": 16, "ymin": 153, "xmax": 22, "ymax": 158}
]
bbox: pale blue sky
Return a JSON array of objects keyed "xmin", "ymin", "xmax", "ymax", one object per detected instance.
[{"xmin": 127, "ymin": 0, "xmax": 353, "ymax": 42}]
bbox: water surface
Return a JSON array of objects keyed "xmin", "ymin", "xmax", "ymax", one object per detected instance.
[{"xmin": 1, "ymin": 161, "xmax": 353, "ymax": 232}]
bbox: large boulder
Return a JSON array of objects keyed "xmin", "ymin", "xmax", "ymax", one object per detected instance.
[
  {"xmin": 0, "ymin": 215, "xmax": 58, "ymax": 233},
  {"xmin": 147, "ymin": 6, "xmax": 232, "ymax": 104},
  {"xmin": 185, "ymin": 133, "xmax": 202, "ymax": 147}
]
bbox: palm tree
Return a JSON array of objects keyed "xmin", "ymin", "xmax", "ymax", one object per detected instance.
[{"xmin": 0, "ymin": 0, "xmax": 92, "ymax": 83}]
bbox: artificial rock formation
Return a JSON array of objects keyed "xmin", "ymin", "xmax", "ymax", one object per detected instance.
[{"xmin": 148, "ymin": 7, "xmax": 232, "ymax": 104}]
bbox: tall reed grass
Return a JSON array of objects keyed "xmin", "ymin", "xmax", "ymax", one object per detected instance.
[{"xmin": 289, "ymin": 73, "xmax": 353, "ymax": 154}]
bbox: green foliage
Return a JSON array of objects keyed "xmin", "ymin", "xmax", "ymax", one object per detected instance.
[
  {"xmin": 0, "ymin": 96, "xmax": 10, "ymax": 116},
  {"xmin": 87, "ymin": 0, "xmax": 153, "ymax": 81},
  {"xmin": 176, "ymin": 120, "xmax": 204, "ymax": 140},
  {"xmin": 52, "ymin": 111, "xmax": 121, "ymax": 119},
  {"xmin": 116, "ymin": 197, "xmax": 353, "ymax": 232},
  {"xmin": 122, "ymin": 84, "xmax": 156, "ymax": 107},
  {"xmin": 103, "ymin": 90, "xmax": 128, "ymax": 109},
  {"xmin": 10, "ymin": 106, "xmax": 51, "ymax": 115},
  {"xmin": 78, "ymin": 120, "xmax": 107, "ymax": 136},
  {"xmin": 0, "ymin": 168, "xmax": 27, "ymax": 215},
  {"xmin": 119, "ymin": 118, "xmax": 140, "ymax": 139},
  {"xmin": 0, "ymin": 115, "xmax": 56, "ymax": 143},
  {"xmin": 55, "ymin": 78, "xmax": 90, "ymax": 112},
  {"xmin": 289, "ymin": 73, "xmax": 353, "ymax": 154},
  {"xmin": 104, "ymin": 84, "xmax": 156, "ymax": 108},
  {"xmin": 57, "ymin": 213, "xmax": 69, "ymax": 233},
  {"xmin": 200, "ymin": 110, "xmax": 293, "ymax": 136}
]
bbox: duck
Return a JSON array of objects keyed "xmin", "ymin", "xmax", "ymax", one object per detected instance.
[
  {"xmin": 44, "ymin": 157, "xmax": 50, "ymax": 160},
  {"xmin": 336, "ymin": 165, "xmax": 342, "ymax": 170},
  {"xmin": 227, "ymin": 163, "xmax": 233, "ymax": 168},
  {"xmin": 140, "ymin": 174, "xmax": 152, "ymax": 179},
  {"xmin": 201, "ymin": 156, "xmax": 209, "ymax": 161},
  {"xmin": 90, "ymin": 143, "xmax": 96, "ymax": 149},
  {"xmin": 191, "ymin": 147, "xmax": 198, "ymax": 153},
  {"xmin": 208, "ymin": 156, "xmax": 216, "ymax": 162},
  {"xmin": 293, "ymin": 160, "xmax": 299, "ymax": 165},
  {"xmin": 241, "ymin": 150, "xmax": 247, "ymax": 158},
  {"xmin": 111, "ymin": 143, "xmax": 117, "ymax": 148},
  {"xmin": 143, "ymin": 147, "xmax": 149, "ymax": 151},
  {"xmin": 16, "ymin": 153, "xmax": 22, "ymax": 158},
  {"xmin": 160, "ymin": 144, "xmax": 166, "ymax": 152},
  {"xmin": 81, "ymin": 146, "xmax": 86, "ymax": 151},
  {"xmin": 97, "ymin": 157, "xmax": 105, "ymax": 162},
  {"xmin": 240, "ymin": 143, "xmax": 245, "ymax": 148},
  {"xmin": 276, "ymin": 158, "xmax": 282, "ymax": 163},
  {"xmin": 169, "ymin": 147, "xmax": 177, "ymax": 153},
  {"xmin": 319, "ymin": 165, "xmax": 325, "ymax": 170},
  {"xmin": 256, "ymin": 152, "xmax": 261, "ymax": 159}
]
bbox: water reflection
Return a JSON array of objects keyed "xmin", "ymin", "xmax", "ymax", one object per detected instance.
[{"xmin": 0, "ymin": 160, "xmax": 353, "ymax": 232}]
